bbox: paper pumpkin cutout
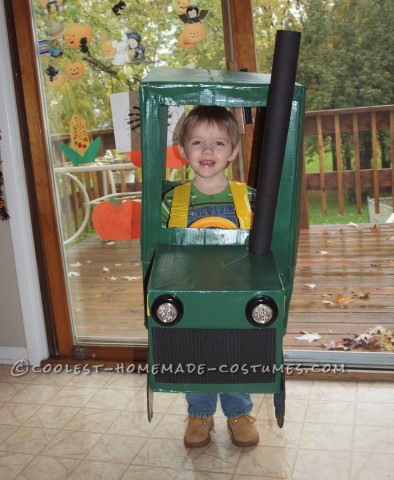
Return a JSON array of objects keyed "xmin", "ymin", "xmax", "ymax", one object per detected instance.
[
  {"xmin": 59, "ymin": 115, "xmax": 101, "ymax": 164},
  {"xmin": 127, "ymin": 146, "xmax": 187, "ymax": 169},
  {"xmin": 178, "ymin": 22, "xmax": 206, "ymax": 49},
  {"xmin": 100, "ymin": 39, "xmax": 117, "ymax": 59},
  {"xmin": 64, "ymin": 23, "xmax": 93, "ymax": 50},
  {"xmin": 127, "ymin": 150, "xmax": 142, "ymax": 168},
  {"xmin": 174, "ymin": 0, "xmax": 193, "ymax": 14},
  {"xmin": 64, "ymin": 61, "xmax": 85, "ymax": 80},
  {"xmin": 92, "ymin": 199, "xmax": 141, "ymax": 240}
]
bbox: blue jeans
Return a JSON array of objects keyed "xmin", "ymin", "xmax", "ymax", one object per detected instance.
[{"xmin": 186, "ymin": 392, "xmax": 253, "ymax": 419}]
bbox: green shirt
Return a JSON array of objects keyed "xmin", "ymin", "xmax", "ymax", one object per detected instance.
[{"xmin": 161, "ymin": 182, "xmax": 255, "ymax": 227}]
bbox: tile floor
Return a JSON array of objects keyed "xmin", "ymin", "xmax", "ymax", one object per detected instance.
[{"xmin": 0, "ymin": 363, "xmax": 393, "ymax": 480}]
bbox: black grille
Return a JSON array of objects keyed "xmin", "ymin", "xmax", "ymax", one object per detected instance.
[{"xmin": 151, "ymin": 328, "xmax": 277, "ymax": 384}]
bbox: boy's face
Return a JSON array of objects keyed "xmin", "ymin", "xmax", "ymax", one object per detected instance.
[{"xmin": 179, "ymin": 121, "xmax": 239, "ymax": 184}]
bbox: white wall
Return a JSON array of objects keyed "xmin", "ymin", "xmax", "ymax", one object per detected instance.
[{"xmin": 0, "ymin": 1, "xmax": 48, "ymax": 365}]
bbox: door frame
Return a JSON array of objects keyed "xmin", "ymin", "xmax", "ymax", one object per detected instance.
[
  {"xmin": 8, "ymin": 0, "xmax": 148, "ymax": 364},
  {"xmin": 7, "ymin": 0, "xmax": 257, "ymax": 365},
  {"xmin": 0, "ymin": 1, "xmax": 47, "ymax": 365}
]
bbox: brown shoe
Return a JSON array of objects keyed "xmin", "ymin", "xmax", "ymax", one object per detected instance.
[
  {"xmin": 184, "ymin": 416, "xmax": 214, "ymax": 448},
  {"xmin": 227, "ymin": 414, "xmax": 259, "ymax": 447}
]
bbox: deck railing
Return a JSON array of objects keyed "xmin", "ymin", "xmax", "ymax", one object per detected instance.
[
  {"xmin": 50, "ymin": 104, "xmax": 394, "ymax": 241},
  {"xmin": 303, "ymin": 104, "xmax": 394, "ymax": 225}
]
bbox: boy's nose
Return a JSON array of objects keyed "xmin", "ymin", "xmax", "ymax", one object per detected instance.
[{"xmin": 202, "ymin": 145, "xmax": 214, "ymax": 154}]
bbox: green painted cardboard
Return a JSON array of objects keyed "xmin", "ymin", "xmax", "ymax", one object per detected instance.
[{"xmin": 139, "ymin": 68, "xmax": 305, "ymax": 393}]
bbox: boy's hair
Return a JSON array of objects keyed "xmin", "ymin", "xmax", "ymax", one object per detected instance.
[{"xmin": 179, "ymin": 106, "xmax": 241, "ymax": 151}]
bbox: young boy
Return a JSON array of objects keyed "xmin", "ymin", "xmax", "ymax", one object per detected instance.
[{"xmin": 161, "ymin": 106, "xmax": 259, "ymax": 448}]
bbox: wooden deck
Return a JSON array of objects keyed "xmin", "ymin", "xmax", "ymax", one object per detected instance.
[{"xmin": 66, "ymin": 223, "xmax": 394, "ymax": 352}]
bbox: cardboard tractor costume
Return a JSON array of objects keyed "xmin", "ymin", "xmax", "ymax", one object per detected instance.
[{"xmin": 140, "ymin": 31, "xmax": 306, "ymax": 426}]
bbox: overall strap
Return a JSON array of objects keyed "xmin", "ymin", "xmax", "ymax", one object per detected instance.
[
  {"xmin": 168, "ymin": 183, "xmax": 191, "ymax": 228},
  {"xmin": 230, "ymin": 181, "xmax": 253, "ymax": 229}
]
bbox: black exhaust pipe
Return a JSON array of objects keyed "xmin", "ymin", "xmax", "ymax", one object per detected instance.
[{"xmin": 249, "ymin": 30, "xmax": 301, "ymax": 255}]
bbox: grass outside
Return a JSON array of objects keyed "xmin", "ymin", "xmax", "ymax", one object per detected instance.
[
  {"xmin": 307, "ymin": 190, "xmax": 370, "ymax": 225},
  {"xmin": 305, "ymin": 148, "xmax": 375, "ymax": 225}
]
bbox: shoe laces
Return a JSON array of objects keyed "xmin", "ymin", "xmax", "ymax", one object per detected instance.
[
  {"xmin": 185, "ymin": 415, "xmax": 215, "ymax": 431},
  {"xmin": 230, "ymin": 414, "xmax": 256, "ymax": 424}
]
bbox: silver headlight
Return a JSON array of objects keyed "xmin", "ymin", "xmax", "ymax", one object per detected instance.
[
  {"xmin": 152, "ymin": 295, "xmax": 183, "ymax": 326},
  {"xmin": 246, "ymin": 296, "xmax": 278, "ymax": 327}
]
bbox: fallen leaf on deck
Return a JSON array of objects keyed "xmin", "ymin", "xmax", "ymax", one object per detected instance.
[
  {"xmin": 106, "ymin": 241, "xmax": 115, "ymax": 245},
  {"xmin": 122, "ymin": 276, "xmax": 142, "ymax": 281},
  {"xmin": 322, "ymin": 300, "xmax": 335, "ymax": 305},
  {"xmin": 295, "ymin": 332, "xmax": 322, "ymax": 343},
  {"xmin": 86, "ymin": 260, "xmax": 92, "ymax": 263},
  {"xmin": 304, "ymin": 283, "xmax": 317, "ymax": 289},
  {"xmin": 348, "ymin": 222, "xmax": 359, "ymax": 227},
  {"xmin": 70, "ymin": 262, "xmax": 82, "ymax": 267},
  {"xmin": 115, "ymin": 263, "xmax": 122, "ymax": 267},
  {"xmin": 356, "ymin": 291, "xmax": 370, "ymax": 299},
  {"xmin": 93, "ymin": 294, "xmax": 102, "ymax": 299},
  {"xmin": 68, "ymin": 271, "xmax": 80, "ymax": 277},
  {"xmin": 108, "ymin": 276, "xmax": 117, "ymax": 280},
  {"xmin": 384, "ymin": 338, "xmax": 394, "ymax": 352},
  {"xmin": 335, "ymin": 295, "xmax": 354, "ymax": 304},
  {"xmin": 102, "ymin": 267, "xmax": 109, "ymax": 272},
  {"xmin": 316, "ymin": 250, "xmax": 328, "ymax": 255},
  {"xmin": 322, "ymin": 325, "xmax": 393, "ymax": 351},
  {"xmin": 370, "ymin": 224, "xmax": 381, "ymax": 233}
]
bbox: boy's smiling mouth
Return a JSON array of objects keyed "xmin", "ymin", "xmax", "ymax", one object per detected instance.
[{"xmin": 200, "ymin": 160, "xmax": 216, "ymax": 167}]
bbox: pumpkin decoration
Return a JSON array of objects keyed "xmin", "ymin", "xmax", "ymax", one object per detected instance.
[
  {"xmin": 92, "ymin": 199, "xmax": 141, "ymax": 240},
  {"xmin": 64, "ymin": 61, "xmax": 85, "ymax": 80},
  {"xmin": 64, "ymin": 23, "xmax": 93, "ymax": 50},
  {"xmin": 174, "ymin": 0, "xmax": 193, "ymax": 14},
  {"xmin": 127, "ymin": 146, "xmax": 187, "ymax": 169},
  {"xmin": 100, "ymin": 39, "xmax": 117, "ymax": 59},
  {"xmin": 178, "ymin": 22, "xmax": 206, "ymax": 50}
]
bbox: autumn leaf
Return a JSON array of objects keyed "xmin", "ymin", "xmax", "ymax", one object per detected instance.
[
  {"xmin": 357, "ymin": 291, "xmax": 370, "ymax": 299},
  {"xmin": 384, "ymin": 338, "xmax": 394, "ymax": 352},
  {"xmin": 370, "ymin": 224, "xmax": 381, "ymax": 233},
  {"xmin": 335, "ymin": 294, "xmax": 354, "ymax": 304},
  {"xmin": 304, "ymin": 283, "xmax": 317, "ymax": 289},
  {"xmin": 316, "ymin": 250, "xmax": 328, "ymax": 255},
  {"xmin": 295, "ymin": 332, "xmax": 322, "ymax": 343},
  {"xmin": 68, "ymin": 271, "xmax": 80, "ymax": 277},
  {"xmin": 322, "ymin": 300, "xmax": 335, "ymax": 305}
]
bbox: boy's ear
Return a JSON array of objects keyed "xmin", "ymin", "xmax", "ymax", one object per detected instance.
[
  {"xmin": 228, "ymin": 144, "xmax": 239, "ymax": 163},
  {"xmin": 178, "ymin": 144, "xmax": 187, "ymax": 160}
]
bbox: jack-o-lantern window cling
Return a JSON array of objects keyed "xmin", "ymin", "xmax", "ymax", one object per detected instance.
[
  {"xmin": 64, "ymin": 61, "xmax": 85, "ymax": 80},
  {"xmin": 64, "ymin": 22, "xmax": 93, "ymax": 51}
]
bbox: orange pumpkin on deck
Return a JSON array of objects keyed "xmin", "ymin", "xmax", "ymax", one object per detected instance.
[
  {"xmin": 92, "ymin": 200, "xmax": 141, "ymax": 241},
  {"xmin": 64, "ymin": 61, "xmax": 85, "ymax": 80}
]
